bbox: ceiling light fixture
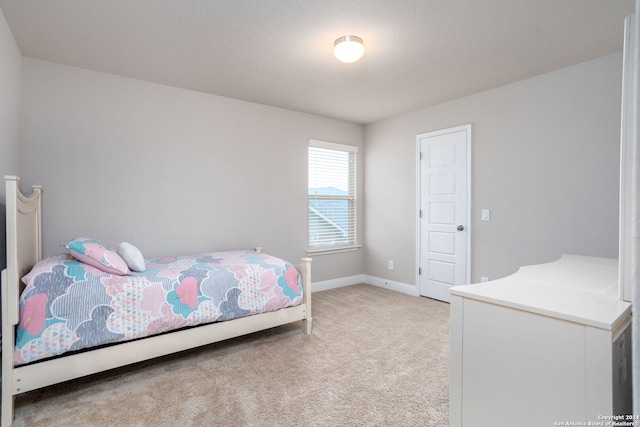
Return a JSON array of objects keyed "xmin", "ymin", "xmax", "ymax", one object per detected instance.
[{"xmin": 333, "ymin": 35, "xmax": 364, "ymax": 63}]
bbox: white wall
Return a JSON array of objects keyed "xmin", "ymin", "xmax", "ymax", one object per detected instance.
[
  {"xmin": 365, "ymin": 53, "xmax": 623, "ymax": 286},
  {"xmin": 13, "ymin": 49, "xmax": 627, "ymax": 289},
  {"xmin": 20, "ymin": 58, "xmax": 365, "ymax": 282},
  {"xmin": 0, "ymin": 7, "xmax": 22, "ymax": 271}
]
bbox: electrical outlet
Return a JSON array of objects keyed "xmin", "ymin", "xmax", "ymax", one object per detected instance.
[
  {"xmin": 480, "ymin": 276, "xmax": 489, "ymax": 282},
  {"xmin": 388, "ymin": 260, "xmax": 394, "ymax": 270}
]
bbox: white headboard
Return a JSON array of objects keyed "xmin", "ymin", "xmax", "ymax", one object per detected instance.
[{"xmin": 3, "ymin": 175, "xmax": 42, "ymax": 326}]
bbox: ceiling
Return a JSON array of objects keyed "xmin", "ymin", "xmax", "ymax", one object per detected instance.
[{"xmin": 0, "ymin": 0, "xmax": 635, "ymax": 124}]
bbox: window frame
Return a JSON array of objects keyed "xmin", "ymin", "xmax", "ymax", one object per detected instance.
[{"xmin": 307, "ymin": 139, "xmax": 361, "ymax": 255}]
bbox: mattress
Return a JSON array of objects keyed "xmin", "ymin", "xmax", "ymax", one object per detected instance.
[{"xmin": 15, "ymin": 250, "xmax": 302, "ymax": 365}]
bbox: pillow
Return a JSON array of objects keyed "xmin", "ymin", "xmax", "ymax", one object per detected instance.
[
  {"xmin": 117, "ymin": 242, "xmax": 146, "ymax": 272},
  {"xmin": 62, "ymin": 237, "xmax": 130, "ymax": 275}
]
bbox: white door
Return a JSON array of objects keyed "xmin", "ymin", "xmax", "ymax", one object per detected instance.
[{"xmin": 417, "ymin": 125, "xmax": 470, "ymax": 302}]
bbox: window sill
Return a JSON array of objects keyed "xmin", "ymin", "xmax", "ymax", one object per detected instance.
[{"xmin": 307, "ymin": 245, "xmax": 362, "ymax": 256}]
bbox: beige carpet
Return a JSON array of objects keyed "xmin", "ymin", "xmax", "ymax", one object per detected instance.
[{"xmin": 6, "ymin": 284, "xmax": 450, "ymax": 426}]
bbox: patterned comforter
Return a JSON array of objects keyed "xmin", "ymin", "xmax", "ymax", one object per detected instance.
[{"xmin": 16, "ymin": 250, "xmax": 302, "ymax": 365}]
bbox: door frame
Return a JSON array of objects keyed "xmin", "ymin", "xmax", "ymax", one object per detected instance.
[{"xmin": 415, "ymin": 124, "xmax": 472, "ymax": 298}]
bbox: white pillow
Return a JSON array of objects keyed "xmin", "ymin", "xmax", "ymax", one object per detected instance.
[{"xmin": 117, "ymin": 242, "xmax": 146, "ymax": 272}]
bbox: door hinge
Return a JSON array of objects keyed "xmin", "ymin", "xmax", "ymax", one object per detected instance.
[
  {"xmin": 419, "ymin": 210, "xmax": 423, "ymax": 218},
  {"xmin": 419, "ymin": 267, "xmax": 422, "ymax": 275},
  {"xmin": 419, "ymin": 152, "xmax": 424, "ymax": 160}
]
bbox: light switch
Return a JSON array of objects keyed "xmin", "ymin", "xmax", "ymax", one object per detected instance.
[{"xmin": 481, "ymin": 209, "xmax": 491, "ymax": 221}]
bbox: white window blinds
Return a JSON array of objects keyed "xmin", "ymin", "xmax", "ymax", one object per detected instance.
[{"xmin": 308, "ymin": 140, "xmax": 358, "ymax": 252}]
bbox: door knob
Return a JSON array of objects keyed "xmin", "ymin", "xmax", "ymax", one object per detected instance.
[{"xmin": 457, "ymin": 225, "xmax": 464, "ymax": 231}]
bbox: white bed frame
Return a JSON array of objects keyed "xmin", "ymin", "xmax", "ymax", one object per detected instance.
[{"xmin": 1, "ymin": 175, "xmax": 312, "ymax": 427}]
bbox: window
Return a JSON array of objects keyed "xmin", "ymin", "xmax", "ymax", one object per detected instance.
[{"xmin": 308, "ymin": 139, "xmax": 359, "ymax": 253}]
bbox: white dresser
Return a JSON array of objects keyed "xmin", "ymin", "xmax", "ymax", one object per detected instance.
[{"xmin": 449, "ymin": 255, "xmax": 632, "ymax": 427}]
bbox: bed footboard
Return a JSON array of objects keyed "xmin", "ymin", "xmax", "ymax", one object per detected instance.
[
  {"xmin": 297, "ymin": 257, "xmax": 313, "ymax": 334},
  {"xmin": 258, "ymin": 247, "xmax": 312, "ymax": 335}
]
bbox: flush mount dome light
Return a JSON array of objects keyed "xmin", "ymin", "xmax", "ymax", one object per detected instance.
[{"xmin": 333, "ymin": 35, "xmax": 364, "ymax": 63}]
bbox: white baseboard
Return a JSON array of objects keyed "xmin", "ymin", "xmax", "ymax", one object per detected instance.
[
  {"xmin": 363, "ymin": 275, "xmax": 419, "ymax": 296},
  {"xmin": 312, "ymin": 274, "xmax": 366, "ymax": 292},
  {"xmin": 312, "ymin": 274, "xmax": 419, "ymax": 297}
]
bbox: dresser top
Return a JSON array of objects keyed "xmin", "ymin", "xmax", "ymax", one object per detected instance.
[{"xmin": 450, "ymin": 255, "xmax": 631, "ymax": 330}]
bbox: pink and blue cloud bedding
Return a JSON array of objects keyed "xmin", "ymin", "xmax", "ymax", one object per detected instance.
[{"xmin": 15, "ymin": 250, "xmax": 302, "ymax": 365}]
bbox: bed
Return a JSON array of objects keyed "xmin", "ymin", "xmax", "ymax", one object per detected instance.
[{"xmin": 1, "ymin": 175, "xmax": 312, "ymax": 427}]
